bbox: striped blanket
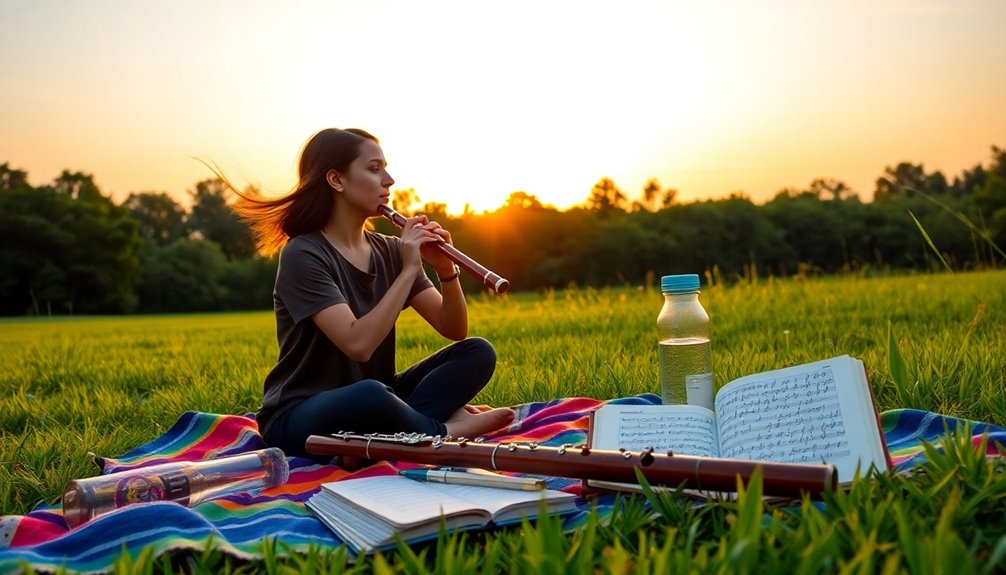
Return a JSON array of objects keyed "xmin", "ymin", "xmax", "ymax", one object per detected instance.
[{"xmin": 2, "ymin": 395, "xmax": 1003, "ymax": 573}]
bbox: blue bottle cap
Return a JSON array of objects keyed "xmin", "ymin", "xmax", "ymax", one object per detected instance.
[{"xmin": 660, "ymin": 274, "xmax": 700, "ymax": 293}]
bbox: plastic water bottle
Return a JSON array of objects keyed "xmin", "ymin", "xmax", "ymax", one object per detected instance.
[
  {"xmin": 61, "ymin": 447, "xmax": 289, "ymax": 528},
  {"xmin": 656, "ymin": 274, "xmax": 714, "ymax": 409}
]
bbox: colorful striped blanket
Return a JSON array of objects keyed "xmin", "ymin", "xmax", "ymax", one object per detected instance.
[{"xmin": 2, "ymin": 395, "xmax": 1003, "ymax": 573}]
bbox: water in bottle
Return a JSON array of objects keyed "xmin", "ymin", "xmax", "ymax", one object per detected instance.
[{"xmin": 656, "ymin": 274, "xmax": 714, "ymax": 409}]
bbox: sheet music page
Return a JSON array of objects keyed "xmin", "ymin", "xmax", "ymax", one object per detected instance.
[
  {"xmin": 591, "ymin": 404, "xmax": 719, "ymax": 457},
  {"xmin": 714, "ymin": 355, "xmax": 884, "ymax": 482}
]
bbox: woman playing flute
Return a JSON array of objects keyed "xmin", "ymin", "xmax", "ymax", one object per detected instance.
[{"xmin": 231, "ymin": 128, "xmax": 514, "ymax": 461}]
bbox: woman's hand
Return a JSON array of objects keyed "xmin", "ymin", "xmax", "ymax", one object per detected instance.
[
  {"xmin": 415, "ymin": 218, "xmax": 457, "ymax": 277},
  {"xmin": 405, "ymin": 213, "xmax": 469, "ymax": 341},
  {"xmin": 400, "ymin": 215, "xmax": 444, "ymax": 276}
]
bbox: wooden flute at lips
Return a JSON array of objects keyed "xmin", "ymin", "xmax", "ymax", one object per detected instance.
[
  {"xmin": 377, "ymin": 204, "xmax": 510, "ymax": 294},
  {"xmin": 305, "ymin": 432, "xmax": 838, "ymax": 499}
]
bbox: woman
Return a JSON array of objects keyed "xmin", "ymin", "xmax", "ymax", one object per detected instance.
[{"xmin": 233, "ymin": 128, "xmax": 514, "ymax": 459}]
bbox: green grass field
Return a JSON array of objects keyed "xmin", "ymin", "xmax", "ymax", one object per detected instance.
[{"xmin": 2, "ymin": 270, "xmax": 1005, "ymax": 573}]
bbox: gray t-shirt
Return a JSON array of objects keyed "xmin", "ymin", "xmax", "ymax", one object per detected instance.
[{"xmin": 256, "ymin": 230, "xmax": 434, "ymax": 436}]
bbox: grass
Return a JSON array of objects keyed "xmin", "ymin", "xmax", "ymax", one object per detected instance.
[{"xmin": 2, "ymin": 270, "xmax": 1005, "ymax": 573}]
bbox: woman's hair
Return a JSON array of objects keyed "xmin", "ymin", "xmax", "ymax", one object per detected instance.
[{"xmin": 230, "ymin": 128, "xmax": 379, "ymax": 254}]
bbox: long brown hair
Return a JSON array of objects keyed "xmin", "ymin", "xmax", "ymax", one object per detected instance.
[{"xmin": 230, "ymin": 128, "xmax": 378, "ymax": 254}]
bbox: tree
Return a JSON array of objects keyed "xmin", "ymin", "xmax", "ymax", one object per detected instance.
[
  {"xmin": 974, "ymin": 173, "xmax": 1006, "ymax": 250},
  {"xmin": 0, "ymin": 186, "xmax": 67, "ymax": 314},
  {"xmin": 950, "ymin": 164, "xmax": 986, "ymax": 198},
  {"xmin": 123, "ymin": 191, "xmax": 188, "ymax": 246},
  {"xmin": 187, "ymin": 178, "xmax": 257, "ymax": 260},
  {"xmin": 874, "ymin": 162, "xmax": 926, "ymax": 201},
  {"xmin": 808, "ymin": 178, "xmax": 853, "ymax": 201},
  {"xmin": 0, "ymin": 176, "xmax": 140, "ymax": 315},
  {"xmin": 764, "ymin": 192, "xmax": 851, "ymax": 272},
  {"xmin": 971, "ymin": 145, "xmax": 1006, "ymax": 249},
  {"xmin": 53, "ymin": 170, "xmax": 103, "ymax": 202},
  {"xmin": 0, "ymin": 163, "xmax": 28, "ymax": 191},
  {"xmin": 874, "ymin": 162, "xmax": 946, "ymax": 201},
  {"xmin": 59, "ymin": 193, "xmax": 141, "ymax": 312},
  {"xmin": 579, "ymin": 218, "xmax": 663, "ymax": 285},
  {"xmin": 990, "ymin": 146, "xmax": 1006, "ymax": 179},
  {"xmin": 631, "ymin": 178, "xmax": 677, "ymax": 212},
  {"xmin": 479, "ymin": 200, "xmax": 581, "ymax": 289},
  {"xmin": 503, "ymin": 191, "xmax": 544, "ymax": 210},
  {"xmin": 585, "ymin": 177, "xmax": 627, "ymax": 217},
  {"xmin": 634, "ymin": 178, "xmax": 661, "ymax": 212},
  {"xmin": 392, "ymin": 188, "xmax": 420, "ymax": 215},
  {"xmin": 925, "ymin": 171, "xmax": 949, "ymax": 195},
  {"xmin": 134, "ymin": 239, "xmax": 228, "ymax": 312},
  {"xmin": 219, "ymin": 256, "xmax": 277, "ymax": 311},
  {"xmin": 418, "ymin": 202, "xmax": 449, "ymax": 221}
]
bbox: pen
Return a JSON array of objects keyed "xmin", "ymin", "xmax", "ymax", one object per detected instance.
[{"xmin": 399, "ymin": 468, "xmax": 546, "ymax": 491}]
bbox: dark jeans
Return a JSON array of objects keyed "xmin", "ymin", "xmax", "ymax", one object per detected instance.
[{"xmin": 263, "ymin": 337, "xmax": 496, "ymax": 459}]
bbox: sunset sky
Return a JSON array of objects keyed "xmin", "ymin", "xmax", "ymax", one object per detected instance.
[{"xmin": 2, "ymin": 0, "xmax": 1004, "ymax": 215}]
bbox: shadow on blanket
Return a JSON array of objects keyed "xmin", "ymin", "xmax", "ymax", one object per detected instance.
[{"xmin": 2, "ymin": 394, "xmax": 1004, "ymax": 573}]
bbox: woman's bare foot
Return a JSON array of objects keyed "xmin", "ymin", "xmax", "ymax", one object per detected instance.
[
  {"xmin": 445, "ymin": 406, "xmax": 515, "ymax": 438},
  {"xmin": 463, "ymin": 403, "xmax": 492, "ymax": 414}
]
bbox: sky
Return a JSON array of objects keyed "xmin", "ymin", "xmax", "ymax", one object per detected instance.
[{"xmin": 1, "ymin": 0, "xmax": 1004, "ymax": 215}]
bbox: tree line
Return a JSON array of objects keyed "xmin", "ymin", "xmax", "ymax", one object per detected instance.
[{"xmin": 1, "ymin": 146, "xmax": 1003, "ymax": 316}]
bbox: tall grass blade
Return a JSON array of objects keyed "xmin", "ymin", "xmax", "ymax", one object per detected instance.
[
  {"xmin": 984, "ymin": 535, "xmax": 1006, "ymax": 575},
  {"xmin": 887, "ymin": 321, "xmax": 912, "ymax": 400},
  {"xmin": 908, "ymin": 209, "xmax": 953, "ymax": 273},
  {"xmin": 909, "ymin": 185, "xmax": 1006, "ymax": 261}
]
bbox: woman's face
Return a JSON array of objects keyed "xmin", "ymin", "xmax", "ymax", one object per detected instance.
[{"xmin": 336, "ymin": 139, "xmax": 394, "ymax": 214}]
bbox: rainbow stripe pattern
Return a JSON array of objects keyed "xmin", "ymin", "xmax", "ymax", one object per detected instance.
[{"xmin": 881, "ymin": 408, "xmax": 1006, "ymax": 468}]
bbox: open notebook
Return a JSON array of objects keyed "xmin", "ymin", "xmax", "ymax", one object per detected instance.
[{"xmin": 306, "ymin": 475, "xmax": 578, "ymax": 554}]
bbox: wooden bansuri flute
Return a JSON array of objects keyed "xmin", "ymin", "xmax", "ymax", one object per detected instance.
[
  {"xmin": 377, "ymin": 204, "xmax": 510, "ymax": 294},
  {"xmin": 306, "ymin": 432, "xmax": 838, "ymax": 499}
]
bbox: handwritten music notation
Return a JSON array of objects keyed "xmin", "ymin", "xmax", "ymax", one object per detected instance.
[
  {"xmin": 614, "ymin": 412, "xmax": 718, "ymax": 458},
  {"xmin": 716, "ymin": 365, "xmax": 850, "ymax": 463}
]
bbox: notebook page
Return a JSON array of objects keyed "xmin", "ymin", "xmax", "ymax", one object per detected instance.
[
  {"xmin": 307, "ymin": 494, "xmax": 388, "ymax": 551},
  {"xmin": 419, "ymin": 481, "xmax": 576, "ymax": 521},
  {"xmin": 320, "ymin": 475, "xmax": 486, "ymax": 529}
]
